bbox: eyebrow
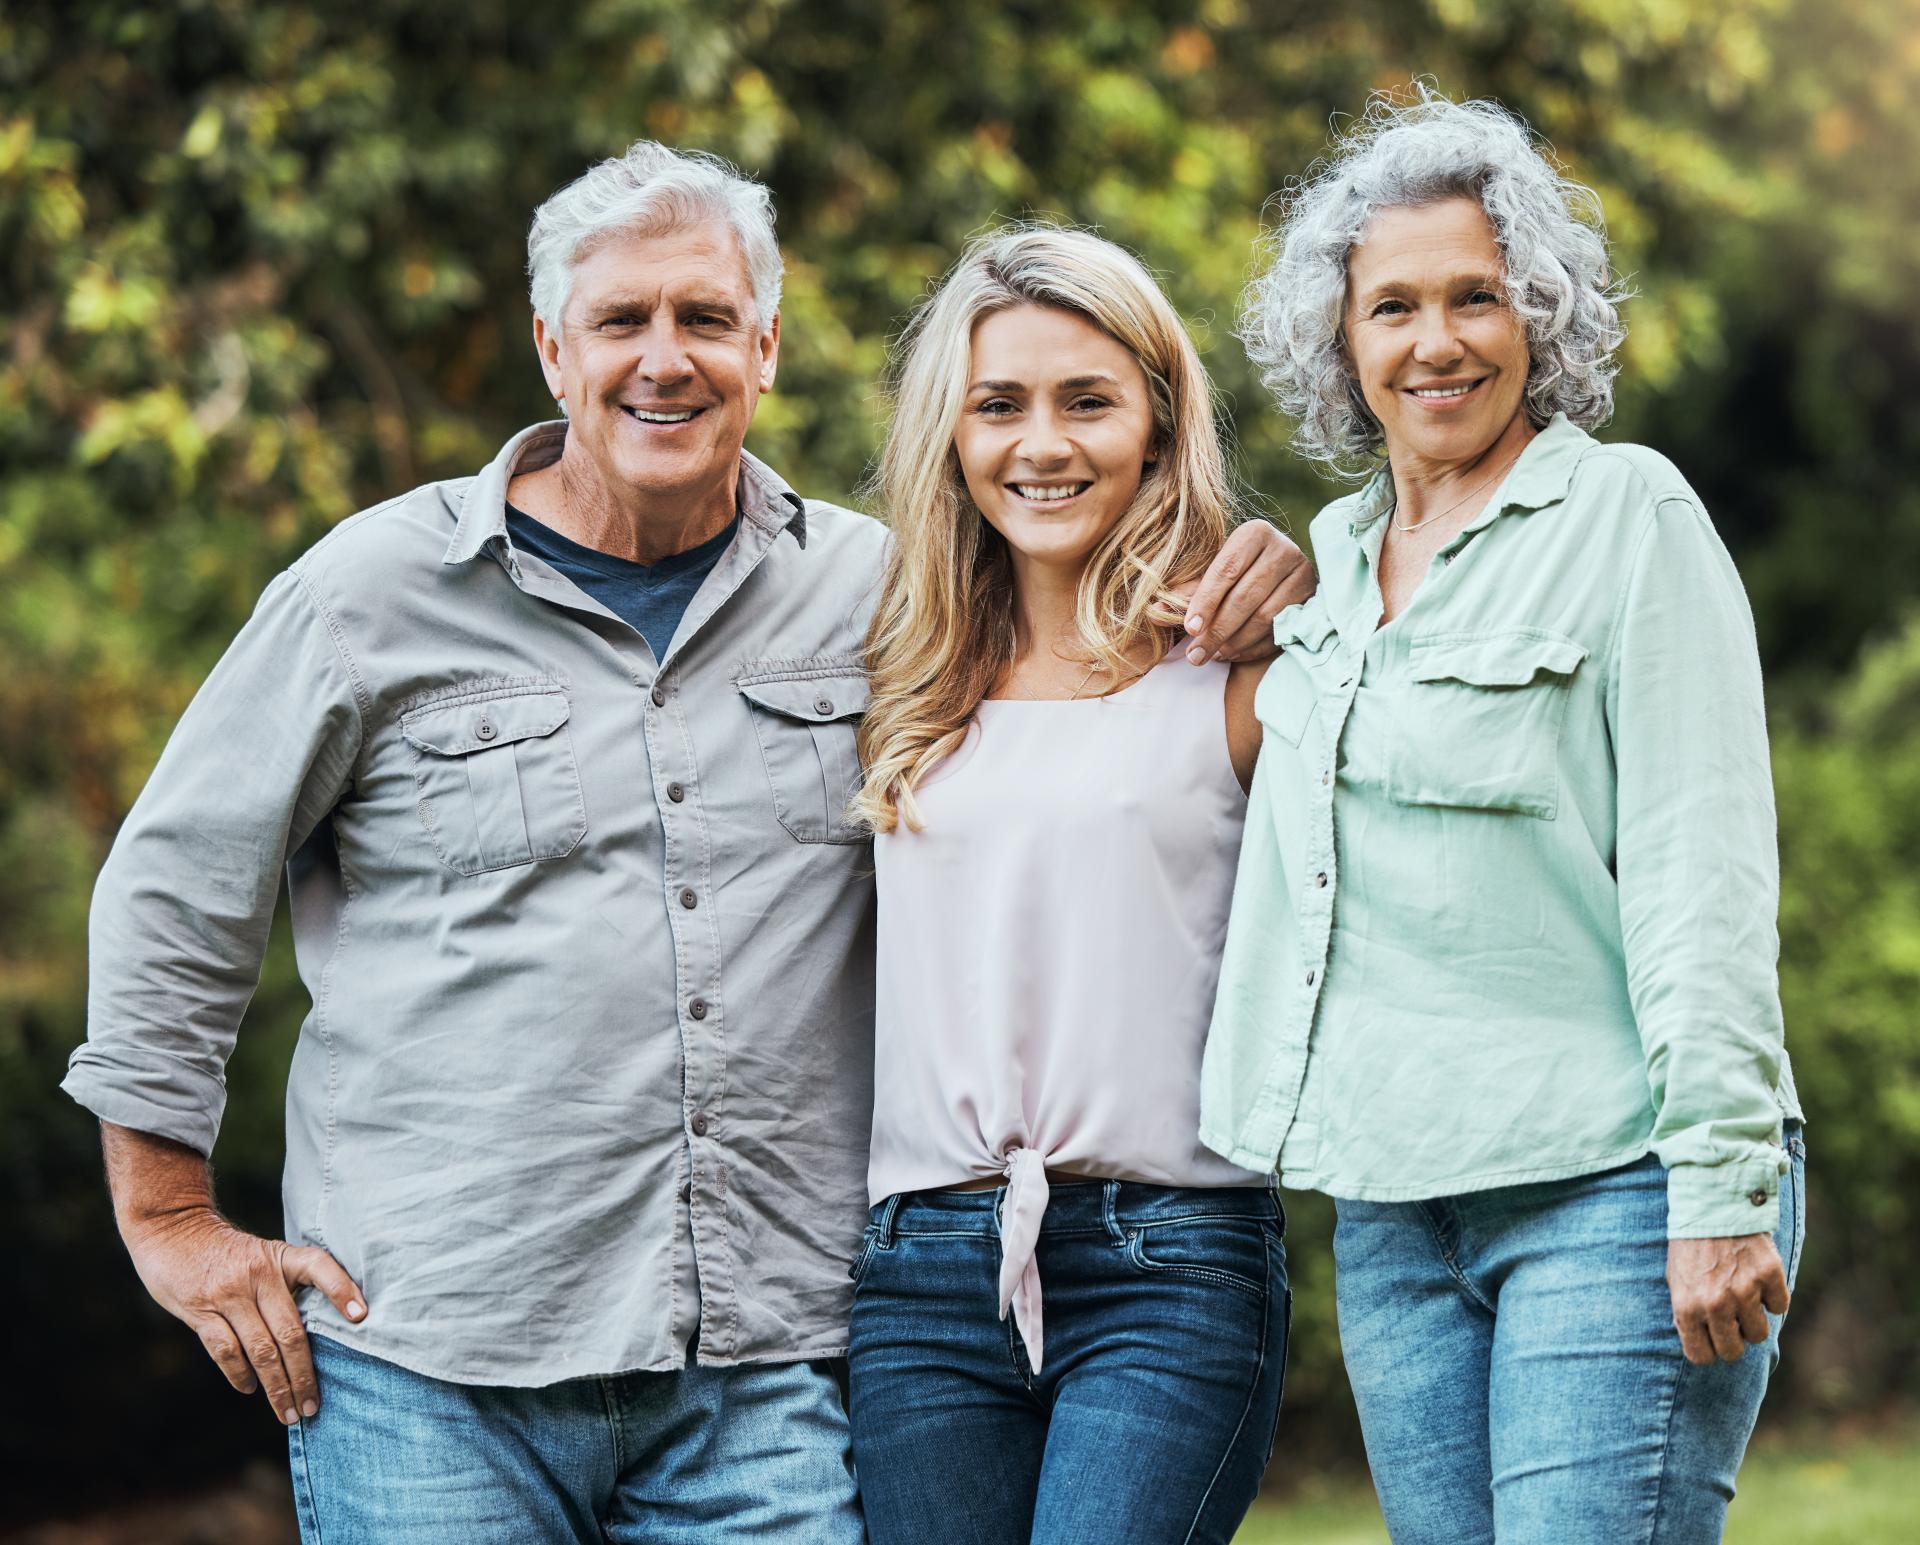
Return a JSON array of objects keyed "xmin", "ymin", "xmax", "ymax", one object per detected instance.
[
  {"xmin": 967, "ymin": 372, "xmax": 1126, "ymax": 393},
  {"xmin": 1355, "ymin": 272, "xmax": 1504, "ymax": 304},
  {"xmin": 583, "ymin": 295, "xmax": 743, "ymax": 323}
]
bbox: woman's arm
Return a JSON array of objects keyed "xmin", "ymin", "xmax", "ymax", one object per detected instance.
[
  {"xmin": 1608, "ymin": 492, "xmax": 1793, "ymax": 1363},
  {"xmin": 1224, "ymin": 659, "xmax": 1265, "ymax": 793}
]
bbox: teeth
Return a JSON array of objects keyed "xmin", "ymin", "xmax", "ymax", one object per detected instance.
[
  {"xmin": 1015, "ymin": 483, "xmax": 1085, "ymax": 501},
  {"xmin": 1411, "ymin": 384, "xmax": 1476, "ymax": 398},
  {"xmin": 627, "ymin": 407, "xmax": 697, "ymax": 423}
]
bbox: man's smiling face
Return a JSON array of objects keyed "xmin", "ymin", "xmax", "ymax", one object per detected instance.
[{"xmin": 535, "ymin": 220, "xmax": 778, "ymax": 518}]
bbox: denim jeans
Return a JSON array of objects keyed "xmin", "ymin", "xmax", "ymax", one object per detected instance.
[
  {"xmin": 288, "ymin": 1335, "xmax": 862, "ymax": 1543},
  {"xmin": 1334, "ymin": 1126, "xmax": 1807, "ymax": 1544},
  {"xmin": 847, "ymin": 1180, "xmax": 1290, "ymax": 1545}
]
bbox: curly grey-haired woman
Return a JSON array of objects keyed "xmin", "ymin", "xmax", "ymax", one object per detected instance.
[{"xmin": 1200, "ymin": 91, "xmax": 1805, "ymax": 1543}]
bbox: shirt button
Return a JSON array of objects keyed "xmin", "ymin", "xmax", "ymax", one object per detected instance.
[
  {"xmin": 691, "ymin": 1112, "xmax": 710, "ymax": 1137},
  {"xmin": 475, "ymin": 718, "xmax": 497, "ymax": 742},
  {"xmin": 1339, "ymin": 677, "xmax": 1352, "ymax": 688},
  {"xmin": 667, "ymin": 782, "xmax": 686, "ymax": 803},
  {"xmin": 1322, "ymin": 770, "xmax": 1332, "ymax": 786},
  {"xmin": 688, "ymin": 997, "xmax": 708, "ymax": 1020},
  {"xmin": 651, "ymin": 685, "xmax": 667, "ymax": 708},
  {"xmin": 1749, "ymin": 1188, "xmax": 1768, "ymax": 1207},
  {"xmin": 679, "ymin": 888, "xmax": 698, "ymax": 909},
  {"xmin": 1306, "ymin": 970, "xmax": 1317, "ymax": 987},
  {"xmin": 814, "ymin": 696, "xmax": 834, "ymax": 716},
  {"xmin": 1316, "ymin": 872, "xmax": 1328, "ymax": 887}
]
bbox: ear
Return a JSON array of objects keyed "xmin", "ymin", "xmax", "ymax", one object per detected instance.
[
  {"xmin": 756, "ymin": 311, "xmax": 781, "ymax": 395},
  {"xmin": 532, "ymin": 314, "xmax": 566, "ymax": 405}
]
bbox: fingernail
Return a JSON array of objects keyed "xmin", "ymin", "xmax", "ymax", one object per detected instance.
[
  {"xmin": 302, "ymin": 1400, "xmax": 319, "ymax": 1418},
  {"xmin": 1211, "ymin": 651, "xmax": 1225, "ymax": 663},
  {"xmin": 1186, "ymin": 646, "xmax": 1206, "ymax": 665},
  {"xmin": 346, "ymin": 1300, "xmax": 365, "ymax": 1320},
  {"xmin": 283, "ymin": 1407, "xmax": 299, "ymax": 1425},
  {"xmin": 1185, "ymin": 615, "xmax": 1202, "ymax": 633}
]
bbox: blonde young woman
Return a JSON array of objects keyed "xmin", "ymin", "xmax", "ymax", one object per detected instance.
[{"xmin": 846, "ymin": 227, "xmax": 1289, "ymax": 1545}]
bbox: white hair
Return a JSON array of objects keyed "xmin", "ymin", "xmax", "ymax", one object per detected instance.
[
  {"xmin": 1240, "ymin": 89, "xmax": 1629, "ymax": 470},
  {"xmin": 527, "ymin": 141, "xmax": 783, "ymax": 337}
]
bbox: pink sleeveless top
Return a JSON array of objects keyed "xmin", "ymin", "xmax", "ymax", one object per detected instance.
[{"xmin": 869, "ymin": 653, "xmax": 1266, "ymax": 1370}]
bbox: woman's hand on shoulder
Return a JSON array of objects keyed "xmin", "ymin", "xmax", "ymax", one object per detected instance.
[{"xmin": 1177, "ymin": 521, "xmax": 1316, "ymax": 666}]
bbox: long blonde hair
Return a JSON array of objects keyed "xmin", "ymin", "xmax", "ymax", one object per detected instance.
[{"xmin": 857, "ymin": 224, "xmax": 1239, "ymax": 833}]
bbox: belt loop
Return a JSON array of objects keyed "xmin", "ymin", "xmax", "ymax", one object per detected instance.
[
  {"xmin": 1102, "ymin": 1178, "xmax": 1124, "ymax": 1243},
  {"xmin": 875, "ymin": 1191, "xmax": 903, "ymax": 1248}
]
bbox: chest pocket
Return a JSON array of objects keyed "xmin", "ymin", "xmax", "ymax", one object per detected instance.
[
  {"xmin": 1388, "ymin": 628, "xmax": 1588, "ymax": 819},
  {"xmin": 400, "ymin": 687, "xmax": 588, "ymax": 875},
  {"xmin": 1255, "ymin": 605, "xmax": 1340, "ymax": 747},
  {"xmin": 736, "ymin": 665, "xmax": 871, "ymax": 844}
]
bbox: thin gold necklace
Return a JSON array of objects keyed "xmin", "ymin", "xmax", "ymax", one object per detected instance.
[
  {"xmin": 1011, "ymin": 659, "xmax": 1101, "ymax": 701},
  {"xmin": 1391, "ymin": 450, "xmax": 1520, "ymax": 534}
]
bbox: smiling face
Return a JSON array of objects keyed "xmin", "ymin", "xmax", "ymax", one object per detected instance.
[
  {"xmin": 534, "ymin": 220, "xmax": 777, "ymax": 523},
  {"xmin": 1344, "ymin": 197, "xmax": 1531, "ymax": 471},
  {"xmin": 953, "ymin": 303, "xmax": 1158, "ymax": 577}
]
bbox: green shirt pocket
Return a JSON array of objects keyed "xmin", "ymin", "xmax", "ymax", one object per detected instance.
[{"xmin": 1390, "ymin": 628, "xmax": 1588, "ymax": 819}]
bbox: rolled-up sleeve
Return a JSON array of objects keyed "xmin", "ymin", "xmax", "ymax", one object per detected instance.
[
  {"xmin": 1608, "ymin": 496, "xmax": 1790, "ymax": 1237},
  {"xmin": 63, "ymin": 568, "xmax": 365, "ymax": 1155}
]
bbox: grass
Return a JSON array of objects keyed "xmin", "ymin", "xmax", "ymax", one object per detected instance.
[{"xmin": 1233, "ymin": 1420, "xmax": 1920, "ymax": 1544}]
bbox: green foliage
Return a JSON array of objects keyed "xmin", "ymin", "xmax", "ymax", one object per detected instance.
[
  {"xmin": 1772, "ymin": 616, "xmax": 1920, "ymax": 1406},
  {"xmin": 3, "ymin": 0, "xmax": 1918, "ymax": 1512}
]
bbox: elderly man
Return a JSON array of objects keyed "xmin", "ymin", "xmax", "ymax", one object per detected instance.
[{"xmin": 63, "ymin": 142, "xmax": 1309, "ymax": 1542}]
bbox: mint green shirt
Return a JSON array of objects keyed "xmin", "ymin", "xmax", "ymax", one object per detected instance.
[{"xmin": 1200, "ymin": 416, "xmax": 1801, "ymax": 1238}]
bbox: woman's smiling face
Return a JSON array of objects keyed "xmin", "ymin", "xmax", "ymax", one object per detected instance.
[
  {"xmin": 1344, "ymin": 197, "xmax": 1532, "ymax": 470},
  {"xmin": 953, "ymin": 303, "xmax": 1157, "ymax": 574}
]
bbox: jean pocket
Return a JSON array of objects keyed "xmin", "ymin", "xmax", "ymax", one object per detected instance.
[
  {"xmin": 1388, "ymin": 627, "xmax": 1587, "ymax": 819},
  {"xmin": 401, "ymin": 685, "xmax": 588, "ymax": 876},
  {"xmin": 736, "ymin": 665, "xmax": 871, "ymax": 844},
  {"xmin": 847, "ymin": 1224, "xmax": 880, "ymax": 1286},
  {"xmin": 1124, "ymin": 1215, "xmax": 1273, "ymax": 1301}
]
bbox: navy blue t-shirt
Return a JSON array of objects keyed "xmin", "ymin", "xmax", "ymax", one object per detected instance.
[{"xmin": 505, "ymin": 504, "xmax": 739, "ymax": 663}]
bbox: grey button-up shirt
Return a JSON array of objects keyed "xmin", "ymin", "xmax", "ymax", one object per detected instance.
[{"xmin": 65, "ymin": 422, "xmax": 887, "ymax": 1384}]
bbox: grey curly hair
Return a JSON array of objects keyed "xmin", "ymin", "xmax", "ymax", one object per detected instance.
[
  {"xmin": 1240, "ymin": 90, "xmax": 1629, "ymax": 470},
  {"xmin": 527, "ymin": 141, "xmax": 783, "ymax": 338}
]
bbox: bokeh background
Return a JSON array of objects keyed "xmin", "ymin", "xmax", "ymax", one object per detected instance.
[{"xmin": 4, "ymin": 0, "xmax": 1917, "ymax": 1538}]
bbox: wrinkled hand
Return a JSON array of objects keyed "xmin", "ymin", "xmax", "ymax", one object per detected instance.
[
  {"xmin": 123, "ymin": 1205, "xmax": 366, "ymax": 1423},
  {"xmin": 1667, "ymin": 1233, "xmax": 1788, "ymax": 1365},
  {"xmin": 1176, "ymin": 520, "xmax": 1316, "ymax": 664}
]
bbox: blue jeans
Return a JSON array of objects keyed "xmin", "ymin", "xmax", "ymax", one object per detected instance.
[
  {"xmin": 288, "ymin": 1335, "xmax": 862, "ymax": 1543},
  {"xmin": 847, "ymin": 1180, "xmax": 1290, "ymax": 1545},
  {"xmin": 1334, "ymin": 1127, "xmax": 1807, "ymax": 1544}
]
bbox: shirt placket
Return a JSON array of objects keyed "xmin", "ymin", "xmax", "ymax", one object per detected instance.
[
  {"xmin": 1263, "ymin": 514, "xmax": 1389, "ymax": 1172},
  {"xmin": 641, "ymin": 659, "xmax": 736, "ymax": 1360},
  {"xmin": 642, "ymin": 505, "xmax": 791, "ymax": 1364}
]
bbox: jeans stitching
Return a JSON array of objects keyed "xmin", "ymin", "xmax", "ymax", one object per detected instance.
[
  {"xmin": 600, "ymin": 1375, "xmax": 626, "ymax": 1474},
  {"xmin": 1635, "ymin": 1335, "xmax": 1689, "ymax": 1545},
  {"xmin": 1418, "ymin": 1201, "xmax": 1495, "ymax": 1314},
  {"xmin": 1179, "ymin": 1225, "xmax": 1274, "ymax": 1543},
  {"xmin": 288, "ymin": 1418, "xmax": 323, "ymax": 1544}
]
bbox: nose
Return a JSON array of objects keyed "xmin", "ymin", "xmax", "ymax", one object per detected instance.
[
  {"xmin": 1409, "ymin": 307, "xmax": 1465, "ymax": 370},
  {"xmin": 1015, "ymin": 404, "xmax": 1072, "ymax": 468},
  {"xmin": 636, "ymin": 317, "xmax": 695, "ymax": 386}
]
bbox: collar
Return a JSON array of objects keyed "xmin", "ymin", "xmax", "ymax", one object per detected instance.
[
  {"xmin": 442, "ymin": 421, "xmax": 809, "ymax": 567},
  {"xmin": 1344, "ymin": 412, "xmax": 1593, "ymax": 539}
]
